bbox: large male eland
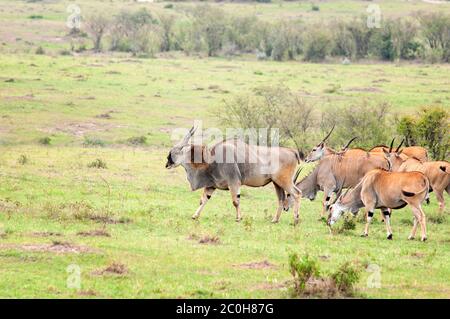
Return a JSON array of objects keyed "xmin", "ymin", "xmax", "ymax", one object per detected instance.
[{"xmin": 165, "ymin": 126, "xmax": 303, "ymax": 224}]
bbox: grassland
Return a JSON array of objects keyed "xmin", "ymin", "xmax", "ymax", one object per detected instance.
[{"xmin": 0, "ymin": 0, "xmax": 449, "ymax": 299}]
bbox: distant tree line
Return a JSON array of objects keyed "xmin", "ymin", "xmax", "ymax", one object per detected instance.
[{"xmin": 73, "ymin": 6, "xmax": 450, "ymax": 63}]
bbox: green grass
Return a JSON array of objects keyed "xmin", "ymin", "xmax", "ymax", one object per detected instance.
[{"xmin": 0, "ymin": 146, "xmax": 449, "ymax": 298}]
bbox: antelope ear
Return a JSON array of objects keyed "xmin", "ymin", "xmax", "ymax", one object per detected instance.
[
  {"xmin": 382, "ymin": 148, "xmax": 390, "ymax": 156},
  {"xmin": 440, "ymin": 166, "xmax": 446, "ymax": 173},
  {"xmin": 396, "ymin": 149, "xmax": 403, "ymax": 156}
]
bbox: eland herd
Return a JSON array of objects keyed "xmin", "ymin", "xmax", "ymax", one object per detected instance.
[{"xmin": 166, "ymin": 125, "xmax": 449, "ymax": 242}]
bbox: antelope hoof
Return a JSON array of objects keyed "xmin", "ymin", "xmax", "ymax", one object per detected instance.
[
  {"xmin": 360, "ymin": 233, "xmax": 368, "ymax": 237},
  {"xmin": 293, "ymin": 218, "xmax": 299, "ymax": 226},
  {"xmin": 408, "ymin": 236, "xmax": 415, "ymax": 240},
  {"xmin": 191, "ymin": 215, "xmax": 199, "ymax": 220},
  {"xmin": 425, "ymin": 198, "xmax": 430, "ymax": 205},
  {"xmin": 235, "ymin": 217, "xmax": 242, "ymax": 223},
  {"xmin": 271, "ymin": 219, "xmax": 279, "ymax": 224},
  {"xmin": 421, "ymin": 237, "xmax": 427, "ymax": 242},
  {"xmin": 387, "ymin": 234, "xmax": 393, "ymax": 240}
]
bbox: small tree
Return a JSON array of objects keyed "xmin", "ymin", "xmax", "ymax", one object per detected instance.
[
  {"xmin": 218, "ymin": 85, "xmax": 316, "ymax": 153},
  {"xmin": 85, "ymin": 13, "xmax": 110, "ymax": 51},
  {"xmin": 321, "ymin": 101, "xmax": 393, "ymax": 149}
]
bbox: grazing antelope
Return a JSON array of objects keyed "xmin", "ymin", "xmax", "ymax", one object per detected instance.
[
  {"xmin": 395, "ymin": 157, "xmax": 450, "ymax": 213},
  {"xmin": 328, "ymin": 169, "xmax": 430, "ymax": 241},
  {"xmin": 371, "ymin": 138, "xmax": 428, "ymax": 162},
  {"xmin": 165, "ymin": 126, "xmax": 303, "ymax": 224},
  {"xmin": 286, "ymin": 148, "xmax": 389, "ymax": 218}
]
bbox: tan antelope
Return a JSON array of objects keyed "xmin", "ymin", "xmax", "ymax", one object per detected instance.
[
  {"xmin": 286, "ymin": 147, "xmax": 389, "ymax": 218},
  {"xmin": 165, "ymin": 126, "xmax": 303, "ymax": 224},
  {"xmin": 371, "ymin": 138, "xmax": 428, "ymax": 162},
  {"xmin": 394, "ymin": 157, "xmax": 450, "ymax": 213},
  {"xmin": 328, "ymin": 169, "xmax": 430, "ymax": 241}
]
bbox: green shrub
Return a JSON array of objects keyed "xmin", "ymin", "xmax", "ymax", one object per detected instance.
[
  {"xmin": 311, "ymin": 4, "xmax": 320, "ymax": 12},
  {"xmin": 397, "ymin": 106, "xmax": 449, "ymax": 160},
  {"xmin": 126, "ymin": 135, "xmax": 147, "ymax": 146},
  {"xmin": 83, "ymin": 137, "xmax": 105, "ymax": 147},
  {"xmin": 304, "ymin": 29, "xmax": 331, "ymax": 61},
  {"xmin": 35, "ymin": 46, "xmax": 45, "ymax": 55},
  {"xmin": 87, "ymin": 159, "xmax": 107, "ymax": 169},
  {"xmin": 28, "ymin": 15, "xmax": 43, "ymax": 19},
  {"xmin": 289, "ymin": 253, "xmax": 320, "ymax": 293},
  {"xmin": 18, "ymin": 154, "xmax": 28, "ymax": 165},
  {"xmin": 38, "ymin": 136, "xmax": 51, "ymax": 145},
  {"xmin": 331, "ymin": 262, "xmax": 361, "ymax": 294}
]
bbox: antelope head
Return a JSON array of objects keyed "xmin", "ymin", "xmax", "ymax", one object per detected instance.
[
  {"xmin": 327, "ymin": 183, "xmax": 351, "ymax": 226},
  {"xmin": 165, "ymin": 126, "xmax": 197, "ymax": 169},
  {"xmin": 382, "ymin": 138, "xmax": 404, "ymax": 171},
  {"xmin": 305, "ymin": 125, "xmax": 335, "ymax": 163}
]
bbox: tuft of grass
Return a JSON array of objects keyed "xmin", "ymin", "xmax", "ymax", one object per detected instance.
[
  {"xmin": 17, "ymin": 154, "xmax": 28, "ymax": 165},
  {"xmin": 87, "ymin": 158, "xmax": 107, "ymax": 169},
  {"xmin": 83, "ymin": 137, "xmax": 106, "ymax": 147},
  {"xmin": 38, "ymin": 136, "xmax": 51, "ymax": 145},
  {"xmin": 35, "ymin": 46, "xmax": 45, "ymax": 55},
  {"xmin": 330, "ymin": 261, "xmax": 361, "ymax": 295},
  {"xmin": 126, "ymin": 135, "xmax": 147, "ymax": 146},
  {"xmin": 311, "ymin": 4, "xmax": 320, "ymax": 11},
  {"xmin": 28, "ymin": 14, "xmax": 43, "ymax": 19},
  {"xmin": 428, "ymin": 214, "xmax": 446, "ymax": 224}
]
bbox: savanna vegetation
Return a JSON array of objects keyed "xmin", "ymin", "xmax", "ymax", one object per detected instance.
[{"xmin": 0, "ymin": 0, "xmax": 449, "ymax": 299}]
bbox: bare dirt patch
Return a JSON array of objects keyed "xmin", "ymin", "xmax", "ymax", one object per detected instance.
[
  {"xmin": 234, "ymin": 260, "xmax": 277, "ymax": 270},
  {"xmin": 31, "ymin": 231, "xmax": 63, "ymax": 237},
  {"xmin": 0, "ymin": 241, "xmax": 96, "ymax": 254},
  {"xmin": 188, "ymin": 234, "xmax": 220, "ymax": 245},
  {"xmin": 347, "ymin": 87, "xmax": 384, "ymax": 93},
  {"xmin": 92, "ymin": 262, "xmax": 128, "ymax": 276},
  {"xmin": 77, "ymin": 229, "xmax": 111, "ymax": 237},
  {"xmin": 252, "ymin": 281, "xmax": 287, "ymax": 291},
  {"xmin": 88, "ymin": 215, "xmax": 131, "ymax": 224},
  {"xmin": 78, "ymin": 289, "xmax": 98, "ymax": 297},
  {"xmin": 40, "ymin": 121, "xmax": 125, "ymax": 137}
]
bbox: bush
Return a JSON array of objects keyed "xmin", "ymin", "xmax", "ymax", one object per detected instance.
[
  {"xmin": 418, "ymin": 12, "xmax": 450, "ymax": 62},
  {"xmin": 35, "ymin": 46, "xmax": 45, "ymax": 55},
  {"xmin": 84, "ymin": 13, "xmax": 110, "ymax": 51},
  {"xmin": 304, "ymin": 28, "xmax": 331, "ymax": 61},
  {"xmin": 126, "ymin": 135, "xmax": 147, "ymax": 146},
  {"xmin": 321, "ymin": 100, "xmax": 393, "ymax": 150},
  {"xmin": 397, "ymin": 106, "xmax": 449, "ymax": 160},
  {"xmin": 38, "ymin": 136, "xmax": 51, "ymax": 145},
  {"xmin": 87, "ymin": 159, "xmax": 107, "ymax": 169},
  {"xmin": 83, "ymin": 137, "xmax": 105, "ymax": 147},
  {"xmin": 18, "ymin": 154, "xmax": 28, "ymax": 165},
  {"xmin": 110, "ymin": 8, "xmax": 160, "ymax": 56},
  {"xmin": 28, "ymin": 15, "xmax": 43, "ymax": 19},
  {"xmin": 289, "ymin": 253, "xmax": 320, "ymax": 293},
  {"xmin": 330, "ymin": 262, "xmax": 361, "ymax": 295},
  {"xmin": 219, "ymin": 85, "xmax": 316, "ymax": 154}
]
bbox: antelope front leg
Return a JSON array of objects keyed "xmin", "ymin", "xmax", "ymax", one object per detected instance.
[
  {"xmin": 230, "ymin": 186, "xmax": 242, "ymax": 222},
  {"xmin": 192, "ymin": 187, "xmax": 215, "ymax": 220},
  {"xmin": 320, "ymin": 193, "xmax": 331, "ymax": 219},
  {"xmin": 272, "ymin": 185, "xmax": 285, "ymax": 224}
]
